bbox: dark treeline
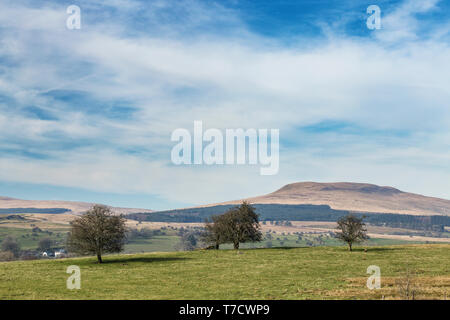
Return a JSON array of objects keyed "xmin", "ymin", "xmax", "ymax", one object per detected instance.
[
  {"xmin": 128, "ymin": 204, "xmax": 450, "ymax": 231},
  {"xmin": 361, "ymin": 214, "xmax": 449, "ymax": 231},
  {"xmin": 0, "ymin": 208, "xmax": 70, "ymax": 214},
  {"xmin": 128, "ymin": 204, "xmax": 346, "ymax": 222},
  {"xmin": 126, "ymin": 228, "xmax": 167, "ymax": 241}
]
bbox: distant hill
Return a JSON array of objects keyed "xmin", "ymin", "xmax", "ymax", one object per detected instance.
[
  {"xmin": 0, "ymin": 197, "xmax": 153, "ymax": 215},
  {"xmin": 127, "ymin": 182, "xmax": 450, "ymax": 229},
  {"xmin": 128, "ymin": 203, "xmax": 450, "ymax": 231},
  {"xmin": 206, "ymin": 182, "xmax": 450, "ymax": 216},
  {"xmin": 3, "ymin": 181, "xmax": 450, "ymax": 219}
]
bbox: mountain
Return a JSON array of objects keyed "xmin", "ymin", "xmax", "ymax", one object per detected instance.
[
  {"xmin": 3, "ymin": 182, "xmax": 450, "ymax": 217},
  {"xmin": 206, "ymin": 182, "xmax": 450, "ymax": 216},
  {"xmin": 0, "ymin": 197, "xmax": 153, "ymax": 215}
]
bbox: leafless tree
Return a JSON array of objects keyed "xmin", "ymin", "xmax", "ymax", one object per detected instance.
[
  {"xmin": 396, "ymin": 269, "xmax": 419, "ymax": 300},
  {"xmin": 335, "ymin": 214, "xmax": 369, "ymax": 251},
  {"xmin": 67, "ymin": 205, "xmax": 127, "ymax": 263}
]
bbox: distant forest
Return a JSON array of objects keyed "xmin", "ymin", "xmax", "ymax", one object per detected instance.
[
  {"xmin": 128, "ymin": 204, "xmax": 450, "ymax": 231},
  {"xmin": 0, "ymin": 208, "xmax": 70, "ymax": 214}
]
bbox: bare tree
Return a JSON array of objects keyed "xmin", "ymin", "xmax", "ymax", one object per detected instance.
[
  {"xmin": 202, "ymin": 202, "xmax": 263, "ymax": 250},
  {"xmin": 38, "ymin": 238, "xmax": 53, "ymax": 252},
  {"xmin": 1, "ymin": 236, "xmax": 21, "ymax": 257},
  {"xmin": 67, "ymin": 205, "xmax": 127, "ymax": 263},
  {"xmin": 396, "ymin": 269, "xmax": 419, "ymax": 300},
  {"xmin": 175, "ymin": 232, "xmax": 198, "ymax": 251},
  {"xmin": 222, "ymin": 201, "xmax": 263, "ymax": 250},
  {"xmin": 335, "ymin": 214, "xmax": 369, "ymax": 251},
  {"xmin": 0, "ymin": 251, "xmax": 15, "ymax": 261},
  {"xmin": 203, "ymin": 214, "xmax": 227, "ymax": 249}
]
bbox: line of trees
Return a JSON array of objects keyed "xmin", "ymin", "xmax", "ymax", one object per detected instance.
[
  {"xmin": 65, "ymin": 202, "xmax": 263, "ymax": 262},
  {"xmin": 0, "ymin": 202, "xmax": 372, "ymax": 263},
  {"xmin": 127, "ymin": 204, "xmax": 450, "ymax": 232},
  {"xmin": 0, "ymin": 234, "xmax": 64, "ymax": 261}
]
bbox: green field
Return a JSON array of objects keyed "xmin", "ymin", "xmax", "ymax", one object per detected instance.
[
  {"xmin": 0, "ymin": 227, "xmax": 68, "ymax": 250},
  {"xmin": 2, "ymin": 224, "xmax": 430, "ymax": 255},
  {"xmin": 0, "ymin": 244, "xmax": 449, "ymax": 299},
  {"xmin": 124, "ymin": 235, "xmax": 180, "ymax": 253},
  {"xmin": 123, "ymin": 231, "xmax": 428, "ymax": 253}
]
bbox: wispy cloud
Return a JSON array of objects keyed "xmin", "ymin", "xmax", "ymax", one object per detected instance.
[{"xmin": 0, "ymin": 0, "xmax": 449, "ymax": 208}]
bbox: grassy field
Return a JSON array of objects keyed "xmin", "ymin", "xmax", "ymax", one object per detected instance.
[
  {"xmin": 123, "ymin": 231, "xmax": 429, "ymax": 253},
  {"xmin": 1, "ymin": 214, "xmax": 446, "ymax": 255},
  {"xmin": 2, "ymin": 223, "xmax": 431, "ymax": 255},
  {"xmin": 220, "ymin": 233, "xmax": 427, "ymax": 249},
  {"xmin": 124, "ymin": 235, "xmax": 180, "ymax": 253},
  {"xmin": 0, "ymin": 227, "xmax": 68, "ymax": 250},
  {"xmin": 0, "ymin": 244, "xmax": 449, "ymax": 300}
]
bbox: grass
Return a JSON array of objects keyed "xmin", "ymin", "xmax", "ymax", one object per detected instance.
[
  {"xmin": 221, "ymin": 233, "xmax": 427, "ymax": 249},
  {"xmin": 124, "ymin": 235, "xmax": 180, "ymax": 253},
  {"xmin": 0, "ymin": 227, "xmax": 68, "ymax": 250},
  {"xmin": 0, "ymin": 223, "xmax": 436, "ymax": 258},
  {"xmin": 0, "ymin": 226, "xmax": 180, "ymax": 253},
  {"xmin": 1, "ymin": 216, "xmax": 439, "ymax": 254},
  {"xmin": 0, "ymin": 244, "xmax": 449, "ymax": 300}
]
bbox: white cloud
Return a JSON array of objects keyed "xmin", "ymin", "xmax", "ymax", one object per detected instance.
[
  {"xmin": 0, "ymin": 0, "xmax": 449, "ymax": 206},
  {"xmin": 375, "ymin": 0, "xmax": 441, "ymax": 42}
]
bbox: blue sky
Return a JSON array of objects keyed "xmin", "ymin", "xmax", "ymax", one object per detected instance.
[{"xmin": 0, "ymin": 0, "xmax": 449, "ymax": 210}]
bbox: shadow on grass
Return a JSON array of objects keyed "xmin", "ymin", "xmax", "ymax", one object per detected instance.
[
  {"xmin": 332, "ymin": 246, "xmax": 405, "ymax": 253},
  {"xmin": 101, "ymin": 256, "xmax": 190, "ymax": 264},
  {"xmin": 270, "ymin": 246, "xmax": 303, "ymax": 250},
  {"xmin": 257, "ymin": 246, "xmax": 405, "ymax": 252},
  {"xmin": 248, "ymin": 246, "xmax": 313, "ymax": 251},
  {"xmin": 354, "ymin": 247, "xmax": 401, "ymax": 252}
]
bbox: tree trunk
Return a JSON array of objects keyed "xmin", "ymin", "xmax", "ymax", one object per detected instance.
[
  {"xmin": 97, "ymin": 252, "xmax": 103, "ymax": 263},
  {"xmin": 215, "ymin": 243, "xmax": 219, "ymax": 250},
  {"xmin": 348, "ymin": 242, "xmax": 352, "ymax": 252},
  {"xmin": 233, "ymin": 242, "xmax": 239, "ymax": 250}
]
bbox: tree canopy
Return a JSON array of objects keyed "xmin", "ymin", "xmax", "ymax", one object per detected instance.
[
  {"xmin": 1, "ymin": 236, "xmax": 20, "ymax": 257},
  {"xmin": 335, "ymin": 214, "xmax": 369, "ymax": 251},
  {"xmin": 67, "ymin": 205, "xmax": 127, "ymax": 263},
  {"xmin": 204, "ymin": 201, "xmax": 262, "ymax": 250}
]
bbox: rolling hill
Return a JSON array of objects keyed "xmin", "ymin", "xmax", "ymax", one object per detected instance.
[
  {"xmin": 2, "ymin": 182, "xmax": 450, "ymax": 219},
  {"xmin": 0, "ymin": 197, "xmax": 153, "ymax": 215}
]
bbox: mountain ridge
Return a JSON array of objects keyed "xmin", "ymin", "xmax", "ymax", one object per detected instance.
[
  {"xmin": 2, "ymin": 182, "xmax": 450, "ymax": 217},
  {"xmin": 197, "ymin": 182, "xmax": 450, "ymax": 216}
]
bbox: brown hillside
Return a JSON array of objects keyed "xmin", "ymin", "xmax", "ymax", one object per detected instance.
[{"xmin": 210, "ymin": 182, "xmax": 450, "ymax": 216}]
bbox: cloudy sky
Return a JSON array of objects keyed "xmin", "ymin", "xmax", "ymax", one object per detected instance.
[{"xmin": 0, "ymin": 0, "xmax": 449, "ymax": 210}]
